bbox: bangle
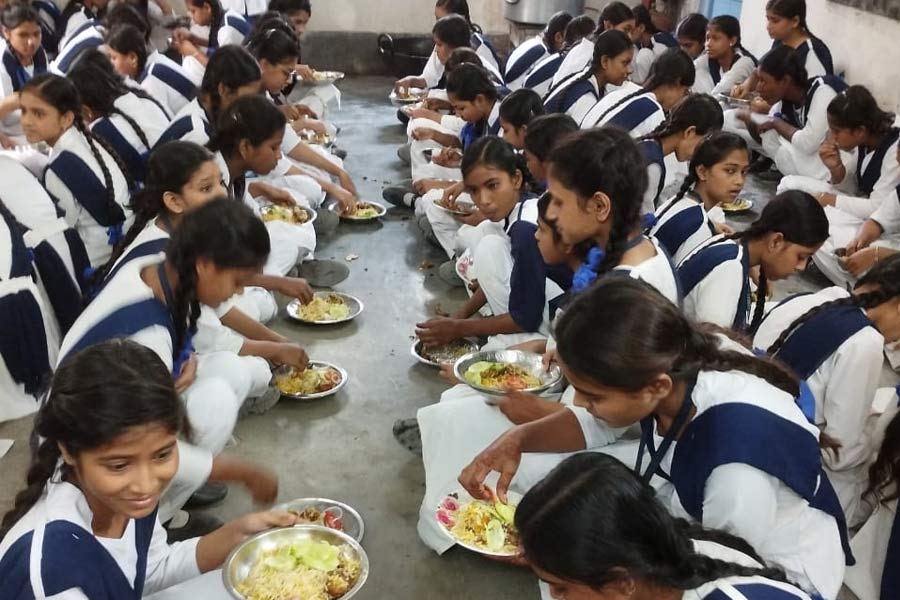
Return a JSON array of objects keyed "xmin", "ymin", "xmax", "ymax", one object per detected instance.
[{"xmin": 874, "ymin": 246, "xmax": 880, "ymax": 262}]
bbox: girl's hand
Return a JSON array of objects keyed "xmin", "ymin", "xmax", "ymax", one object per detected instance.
[
  {"xmin": 295, "ymin": 64, "xmax": 315, "ymax": 80},
  {"xmin": 750, "ymin": 97, "xmax": 771, "ymax": 114},
  {"xmin": 294, "ymin": 104, "xmax": 318, "ymax": 119},
  {"xmin": 496, "ymin": 391, "xmax": 562, "ymax": 426},
  {"xmin": 845, "ymin": 219, "xmax": 884, "ymax": 254},
  {"xmin": 172, "ymin": 27, "xmax": 191, "ymax": 43},
  {"xmin": 542, "ymin": 347, "xmax": 557, "ymax": 371},
  {"xmin": 730, "ymin": 82, "xmax": 749, "ymax": 99},
  {"xmin": 409, "ymin": 107, "xmax": 441, "ymax": 122},
  {"xmin": 816, "ymin": 192, "xmax": 837, "ymax": 207},
  {"xmin": 175, "ymin": 39, "xmax": 200, "ymax": 59},
  {"xmin": 415, "ymin": 317, "xmax": 463, "ymax": 347},
  {"xmin": 265, "ymin": 187, "xmax": 295, "ymax": 207},
  {"xmin": 273, "ymin": 343, "xmax": 310, "ymax": 370},
  {"xmin": 279, "ymin": 104, "xmax": 301, "ymax": 121},
  {"xmin": 819, "ymin": 139, "xmax": 843, "ymax": 170},
  {"xmin": 439, "ymin": 362, "xmax": 461, "ymax": 385},
  {"xmin": 432, "ymin": 148, "xmax": 462, "ymax": 168},
  {"xmin": 296, "ymin": 117, "xmax": 326, "ymax": 135},
  {"xmin": 457, "ymin": 209, "xmax": 485, "ymax": 227},
  {"xmin": 174, "ymin": 353, "xmax": 198, "ymax": 394},
  {"xmin": 411, "ymin": 128, "xmax": 434, "ymax": 141},
  {"xmin": 242, "ymin": 466, "xmax": 280, "ymax": 505},
  {"xmin": 337, "ymin": 171, "xmax": 358, "ymax": 197},
  {"xmin": 424, "ymin": 97, "xmax": 451, "ymax": 111},
  {"xmin": 278, "ymin": 277, "xmax": 314, "ymax": 304},
  {"xmin": 394, "ymin": 76, "xmax": 418, "ymax": 93},
  {"xmin": 330, "ymin": 185, "xmax": 358, "ymax": 214},
  {"xmin": 842, "ymin": 247, "xmax": 878, "ymax": 277},
  {"xmin": 756, "ymin": 119, "xmax": 778, "ymax": 134},
  {"xmin": 441, "ymin": 181, "xmax": 465, "ymax": 207},
  {"xmin": 0, "ymin": 132, "xmax": 15, "ymax": 149},
  {"xmin": 713, "ymin": 221, "xmax": 735, "ymax": 236},
  {"xmin": 230, "ymin": 510, "xmax": 298, "ymax": 538},
  {"xmin": 458, "ymin": 428, "xmax": 525, "ymax": 503}
]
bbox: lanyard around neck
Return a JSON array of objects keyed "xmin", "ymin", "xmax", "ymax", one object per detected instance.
[{"xmin": 635, "ymin": 377, "xmax": 697, "ymax": 483}]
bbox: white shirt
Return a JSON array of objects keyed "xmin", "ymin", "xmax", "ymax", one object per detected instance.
[
  {"xmin": 504, "ymin": 35, "xmax": 548, "ymax": 91},
  {"xmin": 579, "ymin": 84, "xmax": 662, "ymax": 136},
  {"xmin": 693, "ymin": 52, "xmax": 757, "ymax": 96},
  {"xmin": 679, "ymin": 235, "xmax": 747, "ymax": 330},
  {"xmin": 833, "ymin": 133, "xmax": 900, "ymax": 220},
  {"xmin": 551, "ymin": 38, "xmax": 593, "ymax": 88},
  {"xmin": 651, "ymin": 192, "xmax": 716, "ymax": 264},
  {"xmin": 141, "ymin": 51, "xmax": 201, "ymax": 117}
]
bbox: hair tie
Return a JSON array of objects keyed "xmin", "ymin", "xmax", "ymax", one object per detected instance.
[
  {"xmin": 641, "ymin": 212, "xmax": 658, "ymax": 230},
  {"xmin": 572, "ymin": 246, "xmax": 605, "ymax": 294}
]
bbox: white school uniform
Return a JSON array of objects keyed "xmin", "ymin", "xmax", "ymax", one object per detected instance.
[
  {"xmin": 32, "ymin": 0, "xmax": 61, "ymax": 57},
  {"xmin": 44, "ymin": 127, "xmax": 133, "ymax": 268},
  {"xmin": 58, "ymin": 4, "xmax": 96, "ymax": 51},
  {"xmin": 416, "ymin": 245, "xmax": 679, "ymax": 554},
  {"xmin": 0, "ymin": 45, "xmax": 48, "ymax": 139},
  {"xmin": 542, "ymin": 73, "xmax": 607, "ymax": 124},
  {"xmin": 154, "ymin": 97, "xmax": 214, "ymax": 148},
  {"xmin": 774, "ymin": 38, "xmax": 834, "ymax": 79},
  {"xmin": 58, "ymin": 253, "xmax": 246, "ymax": 520},
  {"xmin": 550, "ymin": 37, "xmax": 593, "ymax": 89},
  {"xmin": 678, "ymin": 235, "xmax": 751, "ymax": 331},
  {"xmin": 642, "ymin": 362, "xmax": 846, "ymax": 598},
  {"xmin": 754, "ymin": 287, "xmax": 885, "ymax": 524},
  {"xmin": 49, "ymin": 20, "xmax": 104, "ymax": 75},
  {"xmin": 90, "ymin": 91, "xmax": 171, "ymax": 183},
  {"xmin": 579, "ymin": 85, "xmax": 663, "ymax": 137},
  {"xmin": 692, "ymin": 50, "xmax": 757, "ymax": 96},
  {"xmin": 0, "ymin": 480, "xmax": 201, "ymax": 598},
  {"xmin": 182, "ymin": 10, "xmax": 251, "ymax": 80},
  {"xmin": 505, "ymin": 35, "xmax": 549, "ymax": 91},
  {"xmin": 471, "ymin": 32, "xmax": 501, "ymax": 77},
  {"xmin": 631, "ymin": 32, "xmax": 680, "ymax": 85},
  {"xmin": 139, "ymin": 51, "xmax": 201, "ymax": 117},
  {"xmin": 220, "ymin": 0, "xmax": 267, "ymax": 22},
  {"xmin": 521, "ymin": 51, "xmax": 564, "ymax": 98},
  {"xmin": 419, "ymin": 48, "xmax": 444, "ymax": 90},
  {"xmin": 651, "ymin": 191, "xmax": 717, "ymax": 264}
]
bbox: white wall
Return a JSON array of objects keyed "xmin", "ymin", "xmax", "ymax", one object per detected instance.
[
  {"xmin": 739, "ymin": 0, "xmax": 900, "ymax": 112},
  {"xmin": 308, "ymin": 0, "xmax": 507, "ymax": 34}
]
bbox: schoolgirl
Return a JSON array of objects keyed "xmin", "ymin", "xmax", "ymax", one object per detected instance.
[
  {"xmin": 21, "ymin": 73, "xmax": 132, "ymax": 268},
  {"xmin": 522, "ymin": 112, "xmax": 578, "ymax": 189},
  {"xmin": 679, "ymin": 191, "xmax": 829, "ymax": 333},
  {"xmin": 0, "ymin": 3, "xmax": 47, "ymax": 141},
  {"xmin": 550, "ymin": 1, "xmax": 634, "ymax": 90},
  {"xmin": 543, "ymin": 29, "xmax": 634, "ymax": 125},
  {"xmin": 68, "ymin": 49, "xmax": 171, "ymax": 183},
  {"xmin": 0, "ymin": 340, "xmax": 296, "ymax": 596},
  {"xmin": 638, "ymin": 93, "xmax": 724, "ymax": 213},
  {"xmin": 47, "ymin": 12, "xmax": 102, "ymax": 75},
  {"xmin": 416, "ymin": 137, "xmax": 569, "ymax": 350},
  {"xmin": 435, "ymin": 0, "xmax": 500, "ymax": 77},
  {"xmin": 210, "ymin": 94, "xmax": 316, "ymax": 275},
  {"xmin": 31, "ymin": 0, "xmax": 60, "ymax": 56},
  {"xmin": 173, "ymin": 0, "xmax": 250, "ymax": 74},
  {"xmin": 651, "ymin": 131, "xmax": 748, "ymax": 264},
  {"xmin": 495, "ymin": 88, "xmax": 542, "ymax": 151},
  {"xmin": 519, "ymin": 453, "xmax": 818, "ymax": 600},
  {"xmin": 460, "ymin": 277, "xmax": 850, "ymax": 598},
  {"xmin": 56, "ymin": 0, "xmax": 108, "ymax": 49},
  {"xmin": 521, "ymin": 15, "xmax": 595, "ymax": 98},
  {"xmin": 787, "ymin": 87, "xmax": 900, "ymax": 287},
  {"xmin": 675, "ymin": 12, "xmax": 708, "ymax": 59},
  {"xmin": 504, "ymin": 11, "xmax": 572, "ymax": 91},
  {"xmin": 579, "ymin": 48, "xmax": 694, "ymax": 136},
  {"xmin": 731, "ymin": 45, "xmax": 846, "ymax": 181},
  {"xmin": 731, "ymin": 0, "xmax": 833, "ymax": 103},
  {"xmin": 0, "ymin": 156, "xmax": 88, "ymax": 340},
  {"xmin": 268, "ymin": 0, "xmax": 310, "ymax": 36},
  {"xmin": 106, "ymin": 23, "xmax": 201, "ymax": 117},
  {"xmin": 155, "ymin": 45, "xmax": 260, "ymax": 148},
  {"xmin": 692, "ymin": 15, "xmax": 757, "ymax": 96},
  {"xmin": 56, "ymin": 200, "xmax": 298, "ymax": 523},
  {"xmin": 754, "ymin": 255, "xmax": 900, "ymax": 523},
  {"xmin": 630, "ymin": 5, "xmax": 679, "ymax": 85}
]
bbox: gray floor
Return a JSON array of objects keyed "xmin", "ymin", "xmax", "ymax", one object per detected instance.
[
  {"xmin": 0, "ymin": 76, "xmax": 834, "ymax": 599},
  {"xmin": 0, "ymin": 76, "xmax": 539, "ymax": 599}
]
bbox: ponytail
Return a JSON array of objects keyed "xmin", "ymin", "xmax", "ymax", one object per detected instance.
[
  {"xmin": 543, "ymin": 11, "xmax": 573, "ymax": 50},
  {"xmin": 105, "ymin": 24, "xmax": 150, "ymax": 74},
  {"xmin": 641, "ymin": 93, "xmax": 724, "ymax": 143}
]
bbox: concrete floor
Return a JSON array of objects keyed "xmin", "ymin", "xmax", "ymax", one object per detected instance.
[
  {"xmin": 0, "ymin": 76, "xmax": 835, "ymax": 599},
  {"xmin": 0, "ymin": 76, "xmax": 539, "ymax": 599}
]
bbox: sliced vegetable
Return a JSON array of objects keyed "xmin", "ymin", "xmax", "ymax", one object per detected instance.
[{"xmin": 485, "ymin": 519, "xmax": 504, "ymax": 552}]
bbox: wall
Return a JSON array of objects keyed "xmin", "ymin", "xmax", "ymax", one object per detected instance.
[
  {"xmin": 739, "ymin": 0, "xmax": 900, "ymax": 112},
  {"xmin": 307, "ymin": 0, "xmax": 507, "ymax": 34}
]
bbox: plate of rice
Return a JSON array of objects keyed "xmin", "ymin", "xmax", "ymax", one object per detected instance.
[
  {"xmin": 286, "ymin": 292, "xmax": 364, "ymax": 325},
  {"xmin": 273, "ymin": 361, "xmax": 347, "ymax": 400},
  {"xmin": 435, "ymin": 489, "xmax": 523, "ymax": 557}
]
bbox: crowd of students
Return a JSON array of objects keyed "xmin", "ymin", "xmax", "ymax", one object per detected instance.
[{"xmin": 0, "ymin": 0, "xmax": 899, "ymax": 598}]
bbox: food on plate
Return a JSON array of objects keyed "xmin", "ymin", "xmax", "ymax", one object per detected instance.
[
  {"xmin": 299, "ymin": 129, "xmax": 332, "ymax": 145},
  {"xmin": 720, "ymin": 198, "xmax": 752, "ymax": 212},
  {"xmin": 296, "ymin": 294, "xmax": 352, "ymax": 322},
  {"xmin": 436, "ymin": 197, "xmax": 475, "ymax": 215},
  {"xmin": 275, "ymin": 365, "xmax": 342, "ymax": 396},
  {"xmin": 343, "ymin": 203, "xmax": 380, "ymax": 219},
  {"xmin": 261, "ymin": 204, "xmax": 311, "ymax": 224},
  {"xmin": 235, "ymin": 538, "xmax": 361, "ymax": 600},
  {"xmin": 289, "ymin": 507, "xmax": 344, "ymax": 532},
  {"xmin": 437, "ymin": 492, "xmax": 519, "ymax": 554},
  {"xmin": 419, "ymin": 340, "xmax": 476, "ymax": 365},
  {"xmin": 312, "ymin": 71, "xmax": 341, "ymax": 82},
  {"xmin": 463, "ymin": 361, "xmax": 541, "ymax": 391}
]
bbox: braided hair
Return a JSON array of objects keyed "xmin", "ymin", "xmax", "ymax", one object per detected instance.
[
  {"xmin": 199, "ymin": 45, "xmax": 261, "ymax": 120},
  {"xmin": 0, "ymin": 340, "xmax": 187, "ymax": 539},
  {"xmin": 518, "ymin": 453, "xmax": 796, "ymax": 592},
  {"xmin": 594, "ymin": 48, "xmax": 696, "ymax": 125},
  {"xmin": 23, "ymin": 73, "xmax": 132, "ymax": 218},
  {"xmin": 546, "ymin": 127, "xmax": 647, "ymax": 277},
  {"xmin": 556, "ymin": 277, "xmax": 801, "ymax": 397},
  {"xmin": 642, "ymin": 93, "xmax": 724, "ymax": 144},
  {"xmin": 92, "ymin": 142, "xmax": 216, "ymax": 285},
  {"xmin": 188, "ymin": 0, "xmax": 224, "ymax": 49},
  {"xmin": 827, "ymin": 85, "xmax": 896, "ymax": 139},
  {"xmin": 165, "ymin": 198, "xmax": 269, "ymax": 352},
  {"xmin": 659, "ymin": 130, "xmax": 745, "ymax": 220},
  {"xmin": 729, "ymin": 190, "xmax": 829, "ymax": 334}
]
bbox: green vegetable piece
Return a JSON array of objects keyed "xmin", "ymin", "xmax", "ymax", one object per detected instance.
[{"xmin": 485, "ymin": 519, "xmax": 505, "ymax": 552}]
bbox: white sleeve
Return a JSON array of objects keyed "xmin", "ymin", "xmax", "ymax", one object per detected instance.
[
  {"xmin": 421, "ymin": 50, "xmax": 444, "ymax": 89},
  {"xmin": 632, "ymin": 48, "xmax": 654, "ymax": 85},
  {"xmin": 820, "ymin": 331, "xmax": 885, "ymax": 472},
  {"xmin": 870, "ymin": 189, "xmax": 900, "ymax": 234},
  {"xmin": 142, "ymin": 519, "xmax": 202, "ymax": 594},
  {"xmin": 43, "ymin": 168, "xmax": 81, "ymax": 229},
  {"xmin": 568, "ymin": 405, "xmax": 627, "ymax": 449},
  {"xmin": 685, "ymin": 260, "xmax": 744, "ymax": 328},
  {"xmin": 46, "ymin": 589, "xmax": 90, "ymax": 599},
  {"xmin": 218, "ymin": 27, "xmax": 245, "ymax": 47},
  {"xmin": 836, "ymin": 155, "xmax": 900, "ymax": 219},
  {"xmin": 0, "ymin": 69, "xmax": 14, "ymax": 99},
  {"xmin": 643, "ymin": 163, "xmax": 663, "ymax": 214},
  {"xmin": 789, "ymin": 87, "xmax": 835, "ymax": 156},
  {"xmin": 439, "ymin": 114, "xmax": 466, "ymax": 133},
  {"xmin": 701, "ymin": 463, "xmax": 780, "ymax": 552},
  {"xmin": 281, "ymin": 122, "xmax": 301, "ymax": 154},
  {"xmin": 192, "ymin": 305, "xmax": 244, "ymax": 354},
  {"xmin": 61, "ymin": 13, "xmax": 89, "ymax": 47},
  {"xmin": 711, "ymin": 57, "xmax": 757, "ymax": 97},
  {"xmin": 691, "ymin": 57, "xmax": 714, "ymax": 95},
  {"xmin": 568, "ymin": 93, "xmax": 598, "ymax": 126}
]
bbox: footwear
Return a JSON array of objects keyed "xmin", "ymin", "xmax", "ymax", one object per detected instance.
[
  {"xmin": 755, "ymin": 167, "xmax": 783, "ymax": 182},
  {"xmin": 416, "ymin": 214, "xmax": 440, "ymax": 249},
  {"xmin": 166, "ymin": 511, "xmax": 224, "ymax": 542},
  {"xmin": 383, "ymin": 180, "xmax": 416, "ymax": 208},
  {"xmin": 239, "ymin": 385, "xmax": 280, "ymax": 418},
  {"xmin": 298, "ymin": 259, "xmax": 350, "ymax": 287},
  {"xmin": 392, "ymin": 418, "xmax": 422, "ymax": 456},
  {"xmin": 748, "ymin": 155, "xmax": 774, "ymax": 174},
  {"xmin": 331, "ymin": 146, "xmax": 348, "ymax": 160},
  {"xmin": 397, "ymin": 143, "xmax": 411, "ymax": 165},
  {"xmin": 438, "ymin": 260, "xmax": 464, "ymax": 287},
  {"xmin": 183, "ymin": 481, "xmax": 228, "ymax": 509}
]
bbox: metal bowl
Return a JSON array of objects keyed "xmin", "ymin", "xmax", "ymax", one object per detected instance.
[
  {"xmin": 454, "ymin": 349, "xmax": 563, "ymax": 397},
  {"xmin": 272, "ymin": 361, "xmax": 348, "ymax": 401},
  {"xmin": 390, "ymin": 89, "xmax": 426, "ymax": 106},
  {"xmin": 260, "ymin": 204, "xmax": 317, "ymax": 226},
  {"xmin": 331, "ymin": 201, "xmax": 388, "ymax": 222},
  {"xmin": 434, "ymin": 198, "xmax": 476, "ymax": 217},
  {"xmin": 311, "ymin": 70, "xmax": 345, "ymax": 85},
  {"xmin": 286, "ymin": 292, "xmax": 364, "ymax": 325},
  {"xmin": 411, "ymin": 338, "xmax": 480, "ymax": 368},
  {"xmin": 275, "ymin": 498, "xmax": 365, "ymax": 542},
  {"xmin": 715, "ymin": 93, "xmax": 751, "ymax": 109},
  {"xmin": 223, "ymin": 525, "xmax": 369, "ymax": 600},
  {"xmin": 720, "ymin": 197, "xmax": 754, "ymax": 214}
]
